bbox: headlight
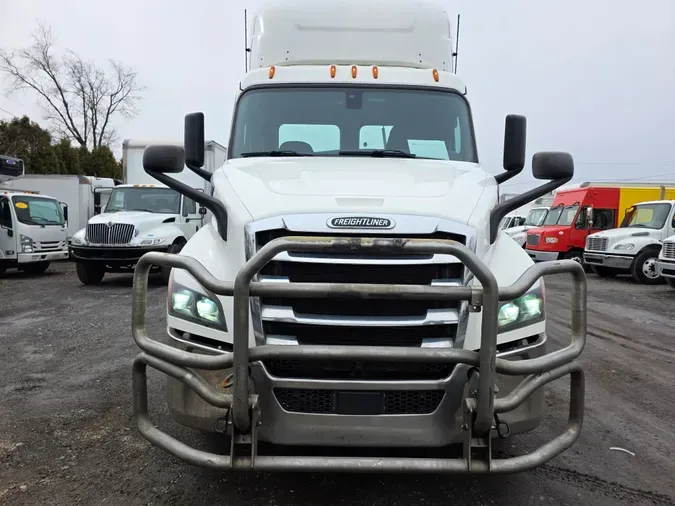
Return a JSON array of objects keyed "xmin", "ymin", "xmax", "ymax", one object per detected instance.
[
  {"xmin": 614, "ymin": 243, "xmax": 635, "ymax": 250},
  {"xmin": 71, "ymin": 236, "xmax": 85, "ymax": 246},
  {"xmin": 139, "ymin": 237, "xmax": 166, "ymax": 246},
  {"xmin": 544, "ymin": 237, "xmax": 558, "ymax": 244},
  {"xmin": 20, "ymin": 234, "xmax": 34, "ymax": 253},
  {"xmin": 498, "ymin": 288, "xmax": 544, "ymax": 333},
  {"xmin": 168, "ymin": 279, "xmax": 227, "ymax": 330}
]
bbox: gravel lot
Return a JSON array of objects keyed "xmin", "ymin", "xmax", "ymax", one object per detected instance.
[{"xmin": 1, "ymin": 262, "xmax": 674, "ymax": 505}]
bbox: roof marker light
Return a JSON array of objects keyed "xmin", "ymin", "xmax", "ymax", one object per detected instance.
[
  {"xmin": 330, "ymin": 65, "xmax": 336, "ymax": 78},
  {"xmin": 351, "ymin": 65, "xmax": 357, "ymax": 78},
  {"xmin": 432, "ymin": 69, "xmax": 439, "ymax": 82},
  {"xmin": 372, "ymin": 66, "xmax": 379, "ymax": 79},
  {"xmin": 269, "ymin": 66, "xmax": 276, "ymax": 79}
]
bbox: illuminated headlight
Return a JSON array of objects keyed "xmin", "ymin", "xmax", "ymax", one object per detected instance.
[
  {"xmin": 498, "ymin": 289, "xmax": 544, "ymax": 333},
  {"xmin": 20, "ymin": 234, "xmax": 34, "ymax": 253},
  {"xmin": 544, "ymin": 237, "xmax": 558, "ymax": 244},
  {"xmin": 139, "ymin": 237, "xmax": 166, "ymax": 246},
  {"xmin": 614, "ymin": 243, "xmax": 635, "ymax": 251},
  {"xmin": 168, "ymin": 280, "xmax": 227, "ymax": 330}
]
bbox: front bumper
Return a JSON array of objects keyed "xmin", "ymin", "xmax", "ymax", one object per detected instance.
[
  {"xmin": 131, "ymin": 237, "xmax": 586, "ymax": 474},
  {"xmin": 655, "ymin": 259, "xmax": 675, "ymax": 278},
  {"xmin": 69, "ymin": 244, "xmax": 169, "ymax": 265},
  {"xmin": 167, "ymin": 331, "xmax": 547, "ymax": 447},
  {"xmin": 17, "ymin": 249, "xmax": 69, "ymax": 263},
  {"xmin": 583, "ymin": 252, "xmax": 633, "ymax": 270},
  {"xmin": 525, "ymin": 249, "xmax": 560, "ymax": 262}
]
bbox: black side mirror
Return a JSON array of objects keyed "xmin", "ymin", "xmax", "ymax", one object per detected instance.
[
  {"xmin": 494, "ymin": 114, "xmax": 527, "ymax": 184},
  {"xmin": 143, "ymin": 145, "xmax": 186, "ymax": 174},
  {"xmin": 184, "ymin": 112, "xmax": 212, "ymax": 182},
  {"xmin": 60, "ymin": 202, "xmax": 68, "ymax": 222},
  {"xmin": 532, "ymin": 151, "xmax": 574, "ymax": 180},
  {"xmin": 199, "ymin": 206, "xmax": 207, "ymax": 216}
]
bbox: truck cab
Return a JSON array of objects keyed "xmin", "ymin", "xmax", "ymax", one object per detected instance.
[
  {"xmin": 584, "ymin": 200, "xmax": 675, "ymax": 284},
  {"xmin": 128, "ymin": 0, "xmax": 585, "ymax": 475},
  {"xmin": 0, "ymin": 190, "xmax": 69, "ymax": 275},
  {"xmin": 505, "ymin": 206, "xmax": 549, "ymax": 247}
]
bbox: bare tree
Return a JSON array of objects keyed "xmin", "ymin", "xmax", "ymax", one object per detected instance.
[{"xmin": 0, "ymin": 23, "xmax": 145, "ymax": 149}]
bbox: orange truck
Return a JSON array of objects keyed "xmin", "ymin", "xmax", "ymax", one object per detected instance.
[{"xmin": 525, "ymin": 182, "xmax": 675, "ymax": 264}]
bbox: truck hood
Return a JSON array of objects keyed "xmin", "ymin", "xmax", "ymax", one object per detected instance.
[
  {"xmin": 89, "ymin": 211, "xmax": 180, "ymax": 232},
  {"xmin": 589, "ymin": 227, "xmax": 660, "ymax": 239},
  {"xmin": 222, "ymin": 157, "xmax": 489, "ymax": 224}
]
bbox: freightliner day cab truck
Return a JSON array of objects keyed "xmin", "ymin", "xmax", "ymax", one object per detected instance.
[
  {"xmin": 69, "ymin": 139, "xmax": 226, "ymax": 285},
  {"xmin": 656, "ymin": 231, "xmax": 675, "ymax": 289},
  {"xmin": 130, "ymin": 0, "xmax": 587, "ymax": 474},
  {"xmin": 585, "ymin": 199, "xmax": 675, "ymax": 284}
]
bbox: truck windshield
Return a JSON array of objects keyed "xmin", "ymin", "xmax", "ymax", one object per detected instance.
[
  {"xmin": 620, "ymin": 202, "xmax": 671, "ymax": 229},
  {"xmin": 11, "ymin": 195, "xmax": 64, "ymax": 226},
  {"xmin": 104, "ymin": 187, "xmax": 181, "ymax": 214},
  {"xmin": 542, "ymin": 205, "xmax": 578, "ymax": 226},
  {"xmin": 230, "ymin": 86, "xmax": 476, "ymax": 162},
  {"xmin": 525, "ymin": 208, "xmax": 548, "ymax": 226}
]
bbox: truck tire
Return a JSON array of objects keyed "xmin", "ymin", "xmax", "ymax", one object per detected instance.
[
  {"xmin": 590, "ymin": 265, "xmax": 619, "ymax": 278},
  {"xmin": 21, "ymin": 261, "xmax": 50, "ymax": 275},
  {"xmin": 630, "ymin": 248, "xmax": 664, "ymax": 285},
  {"xmin": 160, "ymin": 242, "xmax": 184, "ymax": 284},
  {"xmin": 562, "ymin": 250, "xmax": 591, "ymax": 272},
  {"xmin": 665, "ymin": 277, "xmax": 675, "ymax": 290},
  {"xmin": 76, "ymin": 263, "xmax": 105, "ymax": 285}
]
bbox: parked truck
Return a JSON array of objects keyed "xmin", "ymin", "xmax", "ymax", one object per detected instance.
[
  {"xmin": 1, "ymin": 174, "xmax": 116, "ymax": 243},
  {"xmin": 505, "ymin": 206, "xmax": 550, "ymax": 247},
  {"xmin": 655, "ymin": 233, "xmax": 675, "ymax": 289},
  {"xmin": 69, "ymin": 139, "xmax": 227, "ymax": 285},
  {"xmin": 525, "ymin": 182, "xmax": 675, "ymax": 265},
  {"xmin": 584, "ymin": 199, "xmax": 675, "ymax": 283},
  {"xmin": 0, "ymin": 189, "xmax": 69, "ymax": 275},
  {"xmin": 129, "ymin": 0, "xmax": 586, "ymax": 474}
]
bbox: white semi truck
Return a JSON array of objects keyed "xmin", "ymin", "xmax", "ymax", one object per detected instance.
[
  {"xmin": 505, "ymin": 206, "xmax": 550, "ymax": 247},
  {"xmin": 69, "ymin": 139, "xmax": 226, "ymax": 285},
  {"xmin": 129, "ymin": 0, "xmax": 586, "ymax": 474},
  {"xmin": 1, "ymin": 174, "xmax": 116, "ymax": 243},
  {"xmin": 584, "ymin": 199, "xmax": 675, "ymax": 284},
  {"xmin": 655, "ymin": 233, "xmax": 675, "ymax": 289},
  {"xmin": 0, "ymin": 189, "xmax": 69, "ymax": 275}
]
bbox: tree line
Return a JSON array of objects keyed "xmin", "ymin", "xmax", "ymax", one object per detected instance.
[{"xmin": 0, "ymin": 22, "xmax": 144, "ymax": 180}]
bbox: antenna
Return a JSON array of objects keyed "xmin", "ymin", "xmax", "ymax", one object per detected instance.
[
  {"xmin": 244, "ymin": 9, "xmax": 249, "ymax": 73},
  {"xmin": 453, "ymin": 14, "xmax": 461, "ymax": 74}
]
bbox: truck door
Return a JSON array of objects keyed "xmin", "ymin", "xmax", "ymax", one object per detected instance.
[
  {"xmin": 0, "ymin": 197, "xmax": 16, "ymax": 260},
  {"xmin": 579, "ymin": 206, "xmax": 616, "ymax": 238},
  {"xmin": 93, "ymin": 187, "xmax": 113, "ymax": 215},
  {"xmin": 180, "ymin": 192, "xmax": 202, "ymax": 240}
]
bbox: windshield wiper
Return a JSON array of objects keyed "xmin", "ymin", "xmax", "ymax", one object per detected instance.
[
  {"xmin": 240, "ymin": 150, "xmax": 313, "ymax": 158},
  {"xmin": 338, "ymin": 149, "xmax": 417, "ymax": 159}
]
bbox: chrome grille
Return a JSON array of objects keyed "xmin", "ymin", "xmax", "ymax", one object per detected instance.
[
  {"xmin": 663, "ymin": 242, "xmax": 675, "ymax": 260},
  {"xmin": 86, "ymin": 223, "xmax": 135, "ymax": 245},
  {"xmin": 252, "ymin": 227, "xmax": 466, "ymax": 380},
  {"xmin": 527, "ymin": 234, "xmax": 540, "ymax": 246},
  {"xmin": 586, "ymin": 237, "xmax": 608, "ymax": 252}
]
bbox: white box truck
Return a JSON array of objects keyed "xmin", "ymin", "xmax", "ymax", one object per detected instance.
[
  {"xmin": 585, "ymin": 199, "xmax": 675, "ymax": 283},
  {"xmin": 129, "ymin": 0, "xmax": 587, "ymax": 474},
  {"xmin": 0, "ymin": 189, "xmax": 69, "ymax": 275},
  {"xmin": 1, "ymin": 174, "xmax": 116, "ymax": 243},
  {"xmin": 69, "ymin": 139, "xmax": 226, "ymax": 285}
]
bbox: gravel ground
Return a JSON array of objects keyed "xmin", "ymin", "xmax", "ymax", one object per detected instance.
[{"xmin": 1, "ymin": 262, "xmax": 674, "ymax": 505}]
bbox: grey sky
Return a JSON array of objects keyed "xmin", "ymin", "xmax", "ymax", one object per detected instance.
[{"xmin": 1, "ymin": 0, "xmax": 674, "ymax": 190}]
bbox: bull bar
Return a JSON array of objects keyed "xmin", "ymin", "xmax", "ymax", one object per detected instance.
[{"xmin": 131, "ymin": 236, "xmax": 586, "ymax": 473}]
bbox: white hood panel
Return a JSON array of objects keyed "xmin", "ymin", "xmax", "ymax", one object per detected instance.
[
  {"xmin": 222, "ymin": 157, "xmax": 492, "ymax": 225},
  {"xmin": 88, "ymin": 211, "xmax": 180, "ymax": 234}
]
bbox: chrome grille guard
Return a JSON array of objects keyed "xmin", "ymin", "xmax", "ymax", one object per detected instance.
[{"xmin": 131, "ymin": 236, "xmax": 586, "ymax": 473}]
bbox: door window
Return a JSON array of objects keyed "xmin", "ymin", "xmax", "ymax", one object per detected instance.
[
  {"xmin": 0, "ymin": 198, "xmax": 11, "ymax": 228},
  {"xmin": 592, "ymin": 209, "xmax": 615, "ymax": 230},
  {"xmin": 182, "ymin": 196, "xmax": 197, "ymax": 217}
]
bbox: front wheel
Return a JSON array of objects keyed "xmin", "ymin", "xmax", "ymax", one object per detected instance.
[
  {"xmin": 76, "ymin": 262, "xmax": 105, "ymax": 285},
  {"xmin": 21, "ymin": 261, "xmax": 50, "ymax": 275},
  {"xmin": 562, "ymin": 250, "xmax": 591, "ymax": 272},
  {"xmin": 160, "ymin": 243, "xmax": 184, "ymax": 284},
  {"xmin": 630, "ymin": 249, "xmax": 664, "ymax": 285}
]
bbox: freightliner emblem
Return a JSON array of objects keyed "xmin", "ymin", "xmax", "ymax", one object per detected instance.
[{"xmin": 327, "ymin": 217, "xmax": 395, "ymax": 229}]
